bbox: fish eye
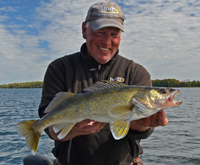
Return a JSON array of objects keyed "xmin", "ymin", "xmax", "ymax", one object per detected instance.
[{"xmin": 160, "ymin": 89, "xmax": 167, "ymax": 94}]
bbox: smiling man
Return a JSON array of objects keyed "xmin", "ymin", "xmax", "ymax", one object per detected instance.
[
  {"xmin": 82, "ymin": 25, "xmax": 121, "ymax": 64},
  {"xmin": 38, "ymin": 1, "xmax": 168, "ymax": 165}
]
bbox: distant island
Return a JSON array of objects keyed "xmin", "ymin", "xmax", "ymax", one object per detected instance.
[
  {"xmin": 0, "ymin": 79, "xmax": 200, "ymax": 88},
  {"xmin": 152, "ymin": 79, "xmax": 200, "ymax": 87},
  {"xmin": 0, "ymin": 81, "xmax": 43, "ymax": 88}
]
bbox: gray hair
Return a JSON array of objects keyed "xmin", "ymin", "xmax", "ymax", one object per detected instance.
[{"xmin": 86, "ymin": 22, "xmax": 90, "ymax": 28}]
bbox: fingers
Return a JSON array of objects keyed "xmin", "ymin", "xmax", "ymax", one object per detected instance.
[
  {"xmin": 96, "ymin": 122, "xmax": 107, "ymax": 132},
  {"xmin": 67, "ymin": 109, "xmax": 168, "ymax": 137},
  {"xmin": 133, "ymin": 109, "xmax": 168, "ymax": 128},
  {"xmin": 75, "ymin": 119, "xmax": 93, "ymax": 128},
  {"xmin": 158, "ymin": 109, "xmax": 168, "ymax": 126},
  {"xmin": 148, "ymin": 109, "xmax": 168, "ymax": 127},
  {"xmin": 149, "ymin": 112, "xmax": 161, "ymax": 127},
  {"xmin": 72, "ymin": 120, "xmax": 106, "ymax": 136}
]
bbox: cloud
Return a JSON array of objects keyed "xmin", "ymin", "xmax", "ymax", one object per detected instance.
[
  {"xmin": 15, "ymin": 15, "xmax": 27, "ymax": 21},
  {"xmin": 34, "ymin": 0, "xmax": 95, "ymax": 55},
  {"xmin": 0, "ymin": 6, "xmax": 18, "ymax": 12},
  {"xmin": 118, "ymin": 0, "xmax": 200, "ymax": 80},
  {"xmin": 0, "ymin": 0, "xmax": 200, "ymax": 84},
  {"xmin": 0, "ymin": 22, "xmax": 48, "ymax": 84},
  {"xmin": 0, "ymin": 15, "xmax": 8, "ymax": 22}
]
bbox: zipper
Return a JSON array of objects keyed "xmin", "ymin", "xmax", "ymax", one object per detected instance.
[
  {"xmin": 98, "ymin": 64, "xmax": 101, "ymax": 81},
  {"xmin": 89, "ymin": 64, "xmax": 101, "ymax": 81}
]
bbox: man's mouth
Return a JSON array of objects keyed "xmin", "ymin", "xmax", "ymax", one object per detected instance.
[{"xmin": 98, "ymin": 46, "xmax": 109, "ymax": 51}]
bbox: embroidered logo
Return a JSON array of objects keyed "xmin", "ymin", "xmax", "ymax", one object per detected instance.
[
  {"xmin": 110, "ymin": 77, "xmax": 125, "ymax": 82},
  {"xmin": 99, "ymin": 6, "xmax": 119, "ymax": 14}
]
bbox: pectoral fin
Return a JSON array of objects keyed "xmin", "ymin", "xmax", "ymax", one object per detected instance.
[
  {"xmin": 110, "ymin": 120, "xmax": 130, "ymax": 140},
  {"xmin": 56, "ymin": 123, "xmax": 75, "ymax": 140},
  {"xmin": 53, "ymin": 123, "xmax": 68, "ymax": 133},
  {"xmin": 108, "ymin": 105, "xmax": 132, "ymax": 118}
]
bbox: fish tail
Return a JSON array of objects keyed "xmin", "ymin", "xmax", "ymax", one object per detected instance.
[{"xmin": 15, "ymin": 120, "xmax": 42, "ymax": 155}]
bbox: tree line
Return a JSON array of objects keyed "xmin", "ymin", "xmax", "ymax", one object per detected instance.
[
  {"xmin": 152, "ymin": 79, "xmax": 200, "ymax": 87},
  {"xmin": 0, "ymin": 79, "xmax": 200, "ymax": 88},
  {"xmin": 0, "ymin": 81, "xmax": 43, "ymax": 88}
]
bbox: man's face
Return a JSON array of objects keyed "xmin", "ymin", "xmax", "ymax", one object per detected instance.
[{"xmin": 82, "ymin": 22, "xmax": 122, "ymax": 64}]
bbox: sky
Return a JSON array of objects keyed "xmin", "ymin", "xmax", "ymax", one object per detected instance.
[{"xmin": 0, "ymin": 0, "xmax": 200, "ymax": 84}]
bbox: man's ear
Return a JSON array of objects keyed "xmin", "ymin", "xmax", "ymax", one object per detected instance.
[{"xmin": 82, "ymin": 22, "xmax": 87, "ymax": 39}]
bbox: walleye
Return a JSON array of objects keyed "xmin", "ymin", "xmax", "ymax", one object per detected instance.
[{"xmin": 15, "ymin": 81, "xmax": 182, "ymax": 154}]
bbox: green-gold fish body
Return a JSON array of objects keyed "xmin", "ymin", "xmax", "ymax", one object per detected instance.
[{"xmin": 15, "ymin": 81, "xmax": 182, "ymax": 154}]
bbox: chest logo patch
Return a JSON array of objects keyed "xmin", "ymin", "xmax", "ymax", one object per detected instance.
[{"xmin": 110, "ymin": 77, "xmax": 125, "ymax": 82}]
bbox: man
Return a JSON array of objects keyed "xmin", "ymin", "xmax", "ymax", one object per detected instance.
[{"xmin": 38, "ymin": 1, "xmax": 168, "ymax": 165}]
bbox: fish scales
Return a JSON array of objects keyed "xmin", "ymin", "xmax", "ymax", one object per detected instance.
[
  {"xmin": 15, "ymin": 81, "xmax": 182, "ymax": 154},
  {"xmin": 47, "ymin": 87, "xmax": 133, "ymax": 121},
  {"xmin": 74, "ymin": 87, "xmax": 136, "ymax": 121}
]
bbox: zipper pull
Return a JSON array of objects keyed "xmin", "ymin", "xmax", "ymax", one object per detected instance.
[
  {"xmin": 89, "ymin": 65, "xmax": 101, "ymax": 72},
  {"xmin": 98, "ymin": 64, "xmax": 101, "ymax": 70},
  {"xmin": 89, "ymin": 68, "xmax": 96, "ymax": 71}
]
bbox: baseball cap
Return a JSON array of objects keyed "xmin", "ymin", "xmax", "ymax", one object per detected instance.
[{"xmin": 85, "ymin": 1, "xmax": 125, "ymax": 31}]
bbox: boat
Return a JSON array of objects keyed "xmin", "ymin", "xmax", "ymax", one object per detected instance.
[{"xmin": 23, "ymin": 154, "xmax": 53, "ymax": 165}]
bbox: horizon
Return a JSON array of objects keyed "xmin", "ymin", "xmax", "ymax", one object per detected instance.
[
  {"xmin": 1, "ymin": 78, "xmax": 200, "ymax": 86},
  {"xmin": 0, "ymin": 0, "xmax": 200, "ymax": 84}
]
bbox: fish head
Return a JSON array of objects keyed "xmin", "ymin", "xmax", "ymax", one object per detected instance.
[
  {"xmin": 147, "ymin": 87, "xmax": 182, "ymax": 109},
  {"xmin": 127, "ymin": 87, "xmax": 182, "ymax": 121}
]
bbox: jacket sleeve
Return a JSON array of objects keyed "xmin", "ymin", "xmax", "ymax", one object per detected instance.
[
  {"xmin": 38, "ymin": 59, "xmax": 66, "ymax": 138},
  {"xmin": 127, "ymin": 61, "xmax": 154, "ymax": 140},
  {"xmin": 129, "ymin": 62, "xmax": 152, "ymax": 87}
]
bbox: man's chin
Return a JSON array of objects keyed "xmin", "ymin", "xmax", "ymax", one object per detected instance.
[{"xmin": 96, "ymin": 57, "xmax": 111, "ymax": 64}]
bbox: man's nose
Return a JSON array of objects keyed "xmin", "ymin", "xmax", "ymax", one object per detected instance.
[{"xmin": 102, "ymin": 34, "xmax": 112, "ymax": 45}]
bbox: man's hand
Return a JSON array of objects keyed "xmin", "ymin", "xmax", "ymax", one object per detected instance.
[
  {"xmin": 72, "ymin": 119, "xmax": 106, "ymax": 135},
  {"xmin": 49, "ymin": 110, "xmax": 168, "ymax": 140},
  {"xmin": 130, "ymin": 109, "xmax": 168, "ymax": 132},
  {"xmin": 49, "ymin": 119, "xmax": 106, "ymax": 141}
]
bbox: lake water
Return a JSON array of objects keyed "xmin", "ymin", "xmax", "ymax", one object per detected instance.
[{"xmin": 0, "ymin": 88, "xmax": 199, "ymax": 165}]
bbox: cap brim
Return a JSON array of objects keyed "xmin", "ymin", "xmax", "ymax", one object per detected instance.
[{"xmin": 90, "ymin": 18, "xmax": 124, "ymax": 32}]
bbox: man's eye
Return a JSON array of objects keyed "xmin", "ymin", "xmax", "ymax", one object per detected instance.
[
  {"xmin": 112, "ymin": 34, "xmax": 118, "ymax": 37},
  {"xmin": 97, "ymin": 32, "xmax": 104, "ymax": 35}
]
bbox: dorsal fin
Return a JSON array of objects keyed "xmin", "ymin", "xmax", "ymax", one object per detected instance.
[
  {"xmin": 44, "ymin": 92, "xmax": 75, "ymax": 113},
  {"xmin": 83, "ymin": 80, "xmax": 127, "ymax": 93}
]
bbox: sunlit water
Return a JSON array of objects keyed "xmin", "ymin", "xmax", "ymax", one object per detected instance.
[{"xmin": 0, "ymin": 88, "xmax": 199, "ymax": 165}]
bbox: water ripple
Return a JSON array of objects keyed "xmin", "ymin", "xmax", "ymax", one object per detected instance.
[
  {"xmin": 1, "ymin": 88, "xmax": 200, "ymax": 165},
  {"xmin": 141, "ymin": 88, "xmax": 200, "ymax": 165},
  {"xmin": 0, "ymin": 89, "xmax": 54, "ymax": 165}
]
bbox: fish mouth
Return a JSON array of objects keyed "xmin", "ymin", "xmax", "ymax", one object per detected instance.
[{"xmin": 167, "ymin": 90, "xmax": 182, "ymax": 105}]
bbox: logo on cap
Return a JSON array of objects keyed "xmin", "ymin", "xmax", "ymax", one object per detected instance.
[{"xmin": 99, "ymin": 6, "xmax": 119, "ymax": 14}]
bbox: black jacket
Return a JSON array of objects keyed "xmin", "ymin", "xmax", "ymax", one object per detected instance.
[{"xmin": 38, "ymin": 43, "xmax": 154, "ymax": 165}]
